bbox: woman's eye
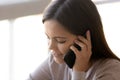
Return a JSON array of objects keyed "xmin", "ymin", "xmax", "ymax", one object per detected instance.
[
  {"xmin": 58, "ymin": 41, "xmax": 66, "ymax": 43},
  {"xmin": 56, "ymin": 39, "xmax": 66, "ymax": 43}
]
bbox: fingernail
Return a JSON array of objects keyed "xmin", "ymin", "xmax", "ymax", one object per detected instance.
[
  {"xmin": 87, "ymin": 30, "xmax": 90, "ymax": 34},
  {"xmin": 70, "ymin": 45, "xmax": 73, "ymax": 49}
]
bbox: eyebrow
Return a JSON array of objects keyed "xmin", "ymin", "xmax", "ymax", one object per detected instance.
[{"xmin": 45, "ymin": 33, "xmax": 67, "ymax": 39}]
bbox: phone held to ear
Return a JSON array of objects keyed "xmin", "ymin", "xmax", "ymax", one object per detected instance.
[{"xmin": 64, "ymin": 43, "xmax": 81, "ymax": 68}]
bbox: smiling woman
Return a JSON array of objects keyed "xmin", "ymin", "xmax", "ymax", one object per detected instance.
[
  {"xmin": 28, "ymin": 0, "xmax": 120, "ymax": 80},
  {"xmin": 0, "ymin": 0, "xmax": 120, "ymax": 80},
  {"xmin": 44, "ymin": 19, "xmax": 77, "ymax": 64}
]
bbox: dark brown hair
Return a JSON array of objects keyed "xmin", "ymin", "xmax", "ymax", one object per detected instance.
[{"xmin": 42, "ymin": 0, "xmax": 120, "ymax": 61}]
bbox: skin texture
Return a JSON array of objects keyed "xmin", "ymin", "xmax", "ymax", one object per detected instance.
[{"xmin": 44, "ymin": 19, "xmax": 92, "ymax": 72}]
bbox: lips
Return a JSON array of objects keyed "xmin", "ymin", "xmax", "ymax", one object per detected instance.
[
  {"xmin": 50, "ymin": 50, "xmax": 63, "ymax": 57},
  {"xmin": 51, "ymin": 51, "xmax": 63, "ymax": 58}
]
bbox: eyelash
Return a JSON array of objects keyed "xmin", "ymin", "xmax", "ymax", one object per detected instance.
[
  {"xmin": 47, "ymin": 38, "xmax": 66, "ymax": 44},
  {"xmin": 46, "ymin": 35, "xmax": 66, "ymax": 44},
  {"xmin": 56, "ymin": 40, "xmax": 66, "ymax": 44}
]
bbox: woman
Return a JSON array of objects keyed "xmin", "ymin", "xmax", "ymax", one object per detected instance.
[{"xmin": 28, "ymin": 0, "xmax": 120, "ymax": 80}]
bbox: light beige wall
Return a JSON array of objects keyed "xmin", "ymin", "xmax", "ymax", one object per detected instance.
[{"xmin": 0, "ymin": 0, "xmax": 51, "ymax": 20}]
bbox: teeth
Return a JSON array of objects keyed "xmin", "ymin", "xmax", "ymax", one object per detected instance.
[{"xmin": 50, "ymin": 50, "xmax": 54, "ymax": 53}]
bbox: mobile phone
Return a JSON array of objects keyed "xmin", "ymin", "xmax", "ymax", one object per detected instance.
[{"xmin": 64, "ymin": 43, "xmax": 81, "ymax": 68}]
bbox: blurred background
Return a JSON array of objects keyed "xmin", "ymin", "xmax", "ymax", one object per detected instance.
[{"xmin": 0, "ymin": 0, "xmax": 120, "ymax": 80}]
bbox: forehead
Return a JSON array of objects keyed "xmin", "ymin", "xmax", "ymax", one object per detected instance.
[{"xmin": 44, "ymin": 20, "xmax": 72, "ymax": 37}]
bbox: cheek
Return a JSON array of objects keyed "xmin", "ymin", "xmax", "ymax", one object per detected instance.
[{"xmin": 58, "ymin": 44, "xmax": 71, "ymax": 55}]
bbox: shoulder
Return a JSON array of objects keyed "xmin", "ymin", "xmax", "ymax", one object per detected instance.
[
  {"xmin": 95, "ymin": 58, "xmax": 120, "ymax": 80},
  {"xmin": 97, "ymin": 58, "xmax": 120, "ymax": 71}
]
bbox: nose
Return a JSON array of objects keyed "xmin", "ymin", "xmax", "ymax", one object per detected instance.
[{"xmin": 48, "ymin": 39, "xmax": 56, "ymax": 50}]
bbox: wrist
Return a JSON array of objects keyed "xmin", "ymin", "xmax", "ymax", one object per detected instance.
[
  {"xmin": 72, "ymin": 71, "xmax": 86, "ymax": 80},
  {"xmin": 73, "ymin": 65, "xmax": 88, "ymax": 72}
]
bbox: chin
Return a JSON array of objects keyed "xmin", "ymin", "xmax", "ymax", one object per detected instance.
[{"xmin": 54, "ymin": 57, "xmax": 64, "ymax": 64}]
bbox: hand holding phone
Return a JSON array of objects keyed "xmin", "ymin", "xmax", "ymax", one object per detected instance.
[{"xmin": 64, "ymin": 43, "xmax": 81, "ymax": 68}]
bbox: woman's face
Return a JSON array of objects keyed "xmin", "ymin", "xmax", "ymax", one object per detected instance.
[{"xmin": 44, "ymin": 19, "xmax": 77, "ymax": 64}]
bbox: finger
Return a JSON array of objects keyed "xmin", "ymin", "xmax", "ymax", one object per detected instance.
[
  {"xmin": 76, "ymin": 36, "xmax": 89, "ymax": 49},
  {"xmin": 74, "ymin": 40, "xmax": 86, "ymax": 50},
  {"xmin": 86, "ymin": 30, "xmax": 91, "ymax": 42},
  {"xmin": 70, "ymin": 45, "xmax": 79, "ymax": 55},
  {"xmin": 86, "ymin": 30, "xmax": 92, "ymax": 49},
  {"xmin": 78, "ymin": 36, "xmax": 87, "ymax": 44}
]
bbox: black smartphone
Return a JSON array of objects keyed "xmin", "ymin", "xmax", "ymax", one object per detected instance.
[{"xmin": 64, "ymin": 43, "xmax": 81, "ymax": 68}]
